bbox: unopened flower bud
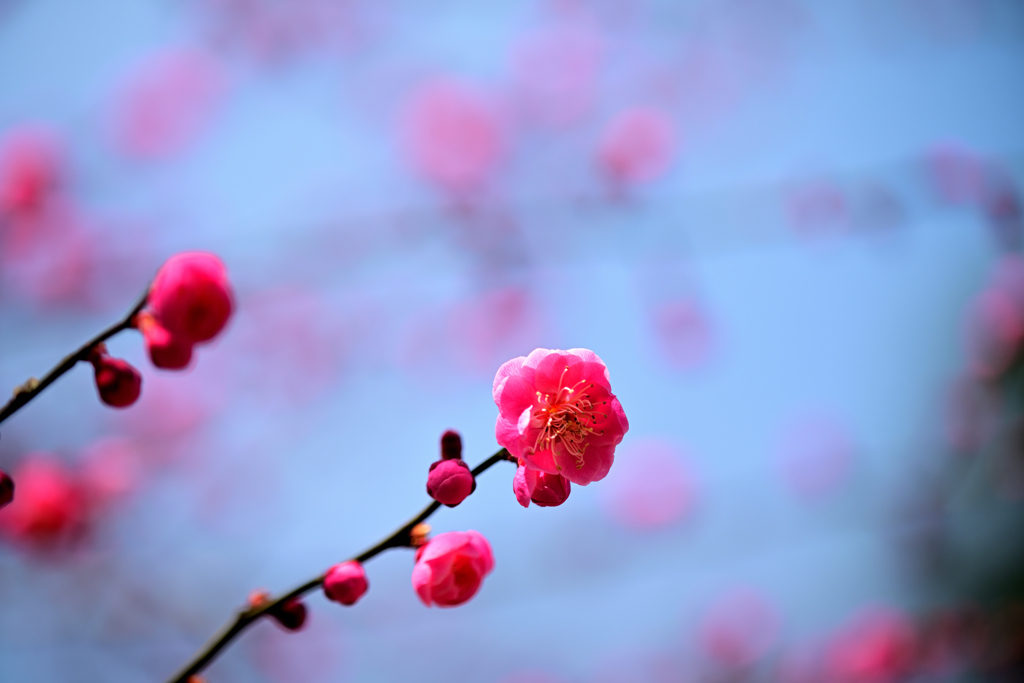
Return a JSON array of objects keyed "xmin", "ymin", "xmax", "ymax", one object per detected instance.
[
  {"xmin": 137, "ymin": 312, "xmax": 193, "ymax": 370},
  {"xmin": 323, "ymin": 561, "xmax": 369, "ymax": 606},
  {"xmin": 427, "ymin": 458, "xmax": 475, "ymax": 507},
  {"xmin": 268, "ymin": 597, "xmax": 307, "ymax": 632},
  {"xmin": 0, "ymin": 469, "xmax": 13, "ymax": 509},
  {"xmin": 148, "ymin": 251, "xmax": 233, "ymax": 343},
  {"xmin": 440, "ymin": 430, "xmax": 462, "ymax": 460},
  {"xmin": 90, "ymin": 350, "xmax": 142, "ymax": 408},
  {"xmin": 513, "ymin": 463, "xmax": 571, "ymax": 508}
]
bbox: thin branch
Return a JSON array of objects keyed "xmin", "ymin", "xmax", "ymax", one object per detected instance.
[
  {"xmin": 0, "ymin": 287, "xmax": 150, "ymax": 427},
  {"xmin": 164, "ymin": 448, "xmax": 514, "ymax": 683}
]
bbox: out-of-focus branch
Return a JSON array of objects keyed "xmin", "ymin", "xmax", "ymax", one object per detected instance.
[
  {"xmin": 164, "ymin": 448, "xmax": 514, "ymax": 683},
  {"xmin": 0, "ymin": 287, "xmax": 149, "ymax": 426}
]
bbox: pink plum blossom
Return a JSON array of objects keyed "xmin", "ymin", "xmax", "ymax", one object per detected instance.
[
  {"xmin": 411, "ymin": 530, "xmax": 494, "ymax": 608},
  {"xmin": 323, "ymin": 561, "xmax": 369, "ymax": 606},
  {"xmin": 493, "ymin": 348, "xmax": 628, "ymax": 486},
  {"xmin": 513, "ymin": 461, "xmax": 571, "ymax": 508},
  {"xmin": 597, "ymin": 107, "xmax": 677, "ymax": 185}
]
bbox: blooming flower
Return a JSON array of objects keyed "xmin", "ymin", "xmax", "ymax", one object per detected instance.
[
  {"xmin": 323, "ymin": 561, "xmax": 369, "ymax": 606},
  {"xmin": 512, "ymin": 462, "xmax": 571, "ymax": 508},
  {"xmin": 493, "ymin": 348, "xmax": 628, "ymax": 486},
  {"xmin": 411, "ymin": 530, "xmax": 494, "ymax": 608}
]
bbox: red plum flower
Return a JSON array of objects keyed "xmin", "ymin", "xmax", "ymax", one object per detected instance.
[
  {"xmin": 411, "ymin": 530, "xmax": 494, "ymax": 607},
  {"xmin": 493, "ymin": 348, "xmax": 628, "ymax": 486},
  {"xmin": 90, "ymin": 348, "xmax": 142, "ymax": 408},
  {"xmin": 513, "ymin": 462, "xmax": 571, "ymax": 508},
  {"xmin": 323, "ymin": 561, "xmax": 369, "ymax": 606},
  {"xmin": 427, "ymin": 458, "xmax": 475, "ymax": 507}
]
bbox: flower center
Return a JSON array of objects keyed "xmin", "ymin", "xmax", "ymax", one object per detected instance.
[{"xmin": 529, "ymin": 367, "xmax": 607, "ymax": 469}]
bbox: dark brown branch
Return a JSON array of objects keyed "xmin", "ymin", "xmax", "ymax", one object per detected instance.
[
  {"xmin": 0, "ymin": 288, "xmax": 150, "ymax": 427},
  {"xmin": 164, "ymin": 448, "xmax": 514, "ymax": 683}
]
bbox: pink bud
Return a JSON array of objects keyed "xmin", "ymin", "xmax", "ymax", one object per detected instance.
[
  {"xmin": 0, "ymin": 469, "xmax": 13, "ymax": 509},
  {"xmin": 440, "ymin": 429, "xmax": 462, "ymax": 460},
  {"xmin": 148, "ymin": 251, "xmax": 233, "ymax": 344},
  {"xmin": 411, "ymin": 530, "xmax": 494, "ymax": 608},
  {"xmin": 138, "ymin": 312, "xmax": 194, "ymax": 370},
  {"xmin": 90, "ymin": 352, "xmax": 142, "ymax": 408},
  {"xmin": 323, "ymin": 561, "xmax": 369, "ymax": 606},
  {"xmin": 268, "ymin": 598, "xmax": 307, "ymax": 632},
  {"xmin": 513, "ymin": 464, "xmax": 571, "ymax": 508},
  {"xmin": 426, "ymin": 458, "xmax": 475, "ymax": 507}
]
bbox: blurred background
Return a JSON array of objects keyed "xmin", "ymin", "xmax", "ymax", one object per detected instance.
[{"xmin": 2, "ymin": 0, "xmax": 1024, "ymax": 681}]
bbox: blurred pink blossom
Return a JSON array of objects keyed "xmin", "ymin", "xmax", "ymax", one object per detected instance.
[
  {"xmin": 494, "ymin": 348, "xmax": 628, "ymax": 486},
  {"xmin": 0, "ymin": 125, "xmax": 63, "ymax": 219},
  {"xmin": 600, "ymin": 437, "xmax": 696, "ymax": 529},
  {"xmin": 400, "ymin": 78, "xmax": 507, "ymax": 194},
  {"xmin": 699, "ymin": 588, "xmax": 781, "ymax": 668},
  {"xmin": 0, "ymin": 455, "xmax": 88, "ymax": 548},
  {"xmin": 510, "ymin": 26, "xmax": 604, "ymax": 128},
  {"xmin": 597, "ymin": 107, "xmax": 677, "ymax": 186},
  {"xmin": 825, "ymin": 606, "xmax": 917, "ymax": 683},
  {"xmin": 110, "ymin": 49, "xmax": 226, "ymax": 159}
]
